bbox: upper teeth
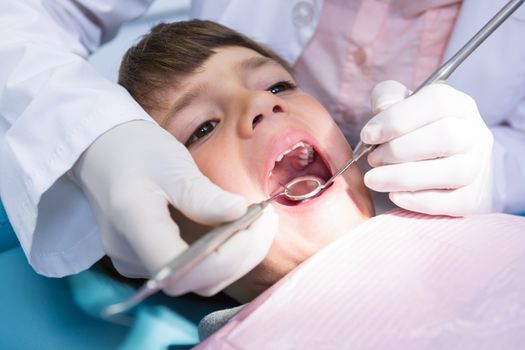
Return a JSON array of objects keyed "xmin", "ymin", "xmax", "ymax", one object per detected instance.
[
  {"xmin": 275, "ymin": 141, "xmax": 314, "ymax": 163},
  {"xmin": 269, "ymin": 141, "xmax": 315, "ymax": 177}
]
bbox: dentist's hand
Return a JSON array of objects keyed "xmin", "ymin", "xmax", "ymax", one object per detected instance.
[
  {"xmin": 361, "ymin": 80, "xmax": 494, "ymax": 216},
  {"xmin": 74, "ymin": 120, "xmax": 278, "ymax": 296}
]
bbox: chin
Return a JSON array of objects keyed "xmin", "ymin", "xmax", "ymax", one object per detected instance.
[{"xmin": 224, "ymin": 179, "xmax": 372, "ymax": 304}]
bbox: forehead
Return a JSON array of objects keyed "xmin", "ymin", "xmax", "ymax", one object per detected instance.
[
  {"xmin": 159, "ymin": 47, "xmax": 288, "ymax": 125},
  {"xmin": 200, "ymin": 46, "xmax": 286, "ymax": 76}
]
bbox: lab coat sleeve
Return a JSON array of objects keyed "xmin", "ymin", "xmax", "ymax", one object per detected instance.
[
  {"xmin": 489, "ymin": 9, "xmax": 525, "ymax": 215},
  {"xmin": 491, "ymin": 108, "xmax": 525, "ymax": 215},
  {"xmin": 444, "ymin": 0, "xmax": 525, "ymax": 215},
  {"xmin": 0, "ymin": 0, "xmax": 154, "ymax": 277}
]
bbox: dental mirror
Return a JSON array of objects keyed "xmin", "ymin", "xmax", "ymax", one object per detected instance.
[
  {"xmin": 279, "ymin": 175, "xmax": 326, "ymax": 201},
  {"xmin": 102, "ymin": 0, "xmax": 523, "ymax": 319},
  {"xmin": 277, "ymin": 141, "xmax": 373, "ymax": 202}
]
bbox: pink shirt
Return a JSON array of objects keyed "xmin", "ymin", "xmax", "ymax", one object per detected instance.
[
  {"xmin": 294, "ymin": 0, "xmax": 462, "ymax": 145},
  {"xmin": 197, "ymin": 209, "xmax": 525, "ymax": 349}
]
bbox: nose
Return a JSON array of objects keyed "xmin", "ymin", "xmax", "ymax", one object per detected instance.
[{"xmin": 238, "ymin": 91, "xmax": 286, "ymax": 137}]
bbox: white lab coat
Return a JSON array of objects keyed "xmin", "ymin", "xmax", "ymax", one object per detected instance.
[{"xmin": 0, "ymin": 0, "xmax": 524, "ymax": 277}]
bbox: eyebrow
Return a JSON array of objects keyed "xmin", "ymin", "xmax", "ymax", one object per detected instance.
[
  {"xmin": 161, "ymin": 82, "xmax": 208, "ymax": 127},
  {"xmin": 236, "ymin": 56, "xmax": 282, "ymax": 74},
  {"xmin": 161, "ymin": 56, "xmax": 283, "ymax": 126}
]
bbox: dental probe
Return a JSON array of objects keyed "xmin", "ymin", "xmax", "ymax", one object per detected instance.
[
  {"xmin": 102, "ymin": 0, "xmax": 523, "ymax": 319},
  {"xmin": 252, "ymin": 0, "xmax": 525, "ymax": 203},
  {"xmin": 344, "ymin": 0, "xmax": 525, "ymax": 174},
  {"xmin": 255, "ymin": 0, "xmax": 525, "ymax": 201}
]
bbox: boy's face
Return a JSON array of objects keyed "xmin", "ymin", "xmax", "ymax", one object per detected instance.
[{"xmin": 152, "ymin": 46, "xmax": 374, "ymax": 302}]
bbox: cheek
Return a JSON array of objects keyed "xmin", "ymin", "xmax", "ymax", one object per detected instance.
[
  {"xmin": 191, "ymin": 145, "xmax": 259, "ymax": 201},
  {"xmin": 293, "ymin": 96, "xmax": 343, "ymax": 139}
]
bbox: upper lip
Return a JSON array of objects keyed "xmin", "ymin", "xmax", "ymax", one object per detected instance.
[{"xmin": 261, "ymin": 129, "xmax": 335, "ymax": 196}]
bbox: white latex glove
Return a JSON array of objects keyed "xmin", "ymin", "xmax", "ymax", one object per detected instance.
[
  {"xmin": 361, "ymin": 80, "xmax": 494, "ymax": 216},
  {"xmin": 74, "ymin": 120, "xmax": 278, "ymax": 296}
]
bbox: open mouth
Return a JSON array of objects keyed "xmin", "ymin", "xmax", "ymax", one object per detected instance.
[{"xmin": 269, "ymin": 141, "xmax": 333, "ymax": 206}]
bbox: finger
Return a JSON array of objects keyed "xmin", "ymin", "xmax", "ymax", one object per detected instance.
[
  {"xmin": 361, "ymin": 83, "xmax": 464, "ymax": 145},
  {"xmin": 164, "ymin": 161, "xmax": 248, "ymax": 226},
  {"xmin": 162, "ymin": 206, "xmax": 279, "ymax": 296},
  {"xmin": 113, "ymin": 194, "xmax": 189, "ymax": 275},
  {"xmin": 370, "ymin": 80, "xmax": 410, "ymax": 114},
  {"xmin": 102, "ymin": 237, "xmax": 149, "ymax": 278},
  {"xmin": 364, "ymin": 153, "xmax": 477, "ymax": 192},
  {"xmin": 367, "ymin": 117, "xmax": 475, "ymax": 166},
  {"xmin": 390, "ymin": 185, "xmax": 482, "ymax": 217}
]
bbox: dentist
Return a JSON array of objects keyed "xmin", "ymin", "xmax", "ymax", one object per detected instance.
[{"xmin": 1, "ymin": 0, "xmax": 524, "ymax": 293}]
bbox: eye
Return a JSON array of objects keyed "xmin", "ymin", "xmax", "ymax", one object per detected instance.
[
  {"xmin": 185, "ymin": 119, "xmax": 219, "ymax": 147},
  {"xmin": 267, "ymin": 80, "xmax": 297, "ymax": 94}
]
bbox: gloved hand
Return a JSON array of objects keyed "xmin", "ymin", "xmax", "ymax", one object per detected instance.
[
  {"xmin": 361, "ymin": 80, "xmax": 494, "ymax": 216},
  {"xmin": 74, "ymin": 120, "xmax": 278, "ymax": 296}
]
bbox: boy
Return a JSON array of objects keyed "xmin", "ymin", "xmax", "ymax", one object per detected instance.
[
  {"xmin": 118, "ymin": 20, "xmax": 525, "ymax": 346},
  {"xmin": 118, "ymin": 19, "xmax": 374, "ymax": 303}
]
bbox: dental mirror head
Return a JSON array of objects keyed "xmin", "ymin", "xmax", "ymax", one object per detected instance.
[{"xmin": 281, "ymin": 175, "xmax": 327, "ymax": 201}]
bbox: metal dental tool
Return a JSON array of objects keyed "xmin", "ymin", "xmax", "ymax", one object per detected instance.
[
  {"xmin": 288, "ymin": 0, "xmax": 525, "ymax": 202},
  {"xmin": 102, "ymin": 193, "xmax": 281, "ymax": 320},
  {"xmin": 102, "ymin": 0, "xmax": 523, "ymax": 320}
]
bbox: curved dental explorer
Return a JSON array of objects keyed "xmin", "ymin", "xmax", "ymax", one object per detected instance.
[
  {"xmin": 101, "ymin": 0, "xmax": 523, "ymax": 320},
  {"xmin": 248, "ymin": 0, "xmax": 525, "ymax": 204}
]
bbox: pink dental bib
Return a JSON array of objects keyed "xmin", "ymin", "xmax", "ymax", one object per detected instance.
[{"xmin": 197, "ymin": 209, "xmax": 525, "ymax": 349}]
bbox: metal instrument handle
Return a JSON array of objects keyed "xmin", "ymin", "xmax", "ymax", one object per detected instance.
[
  {"xmin": 359, "ymin": 0, "xmax": 524, "ymax": 154},
  {"xmin": 153, "ymin": 202, "xmax": 268, "ymax": 288},
  {"xmin": 101, "ymin": 202, "xmax": 267, "ymax": 319}
]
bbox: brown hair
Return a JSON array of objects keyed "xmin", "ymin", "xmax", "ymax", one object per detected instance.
[{"xmin": 118, "ymin": 19, "xmax": 292, "ymax": 113}]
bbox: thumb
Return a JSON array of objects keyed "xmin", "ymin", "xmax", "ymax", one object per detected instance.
[
  {"xmin": 370, "ymin": 80, "xmax": 410, "ymax": 115},
  {"xmin": 163, "ymin": 205, "xmax": 279, "ymax": 296},
  {"xmin": 165, "ymin": 164, "xmax": 247, "ymax": 226}
]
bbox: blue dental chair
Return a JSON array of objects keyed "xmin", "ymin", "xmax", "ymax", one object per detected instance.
[{"xmin": 0, "ymin": 201, "xmax": 237, "ymax": 350}]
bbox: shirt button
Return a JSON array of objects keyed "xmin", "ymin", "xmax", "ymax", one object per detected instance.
[
  {"xmin": 353, "ymin": 47, "xmax": 367, "ymax": 65},
  {"xmin": 292, "ymin": 1, "xmax": 315, "ymax": 26}
]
